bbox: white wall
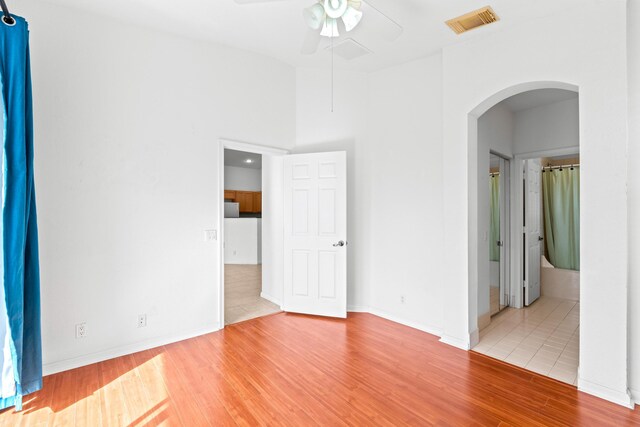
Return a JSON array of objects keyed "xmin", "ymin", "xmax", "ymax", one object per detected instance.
[
  {"xmin": 442, "ymin": 0, "xmax": 631, "ymax": 407},
  {"xmin": 477, "ymin": 105, "xmax": 514, "ymax": 320},
  {"xmin": 294, "ymin": 67, "xmax": 371, "ymax": 310},
  {"xmin": 224, "ymin": 166, "xmax": 262, "ymax": 192},
  {"xmin": 627, "ymin": 0, "xmax": 640, "ymax": 404},
  {"xmin": 366, "ymin": 55, "xmax": 444, "ymax": 334},
  {"xmin": 513, "ymin": 98, "xmax": 580, "ymax": 155},
  {"xmin": 19, "ymin": 1, "xmax": 295, "ymax": 373}
]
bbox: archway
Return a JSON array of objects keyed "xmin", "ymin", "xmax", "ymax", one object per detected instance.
[{"xmin": 468, "ymin": 83, "xmax": 583, "ymax": 386}]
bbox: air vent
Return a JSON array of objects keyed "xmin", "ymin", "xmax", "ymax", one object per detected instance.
[
  {"xmin": 325, "ymin": 38, "xmax": 372, "ymax": 61},
  {"xmin": 445, "ymin": 6, "xmax": 499, "ymax": 35}
]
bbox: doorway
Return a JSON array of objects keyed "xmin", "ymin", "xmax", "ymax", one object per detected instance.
[
  {"xmin": 223, "ymin": 148, "xmax": 281, "ymax": 325},
  {"xmin": 472, "ymin": 88, "xmax": 581, "ymax": 386},
  {"xmin": 217, "ymin": 140, "xmax": 349, "ymax": 328},
  {"xmin": 218, "ymin": 140, "xmax": 289, "ymax": 328}
]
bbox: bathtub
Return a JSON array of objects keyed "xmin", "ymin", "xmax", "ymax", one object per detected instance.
[{"xmin": 540, "ymin": 256, "xmax": 579, "ymax": 301}]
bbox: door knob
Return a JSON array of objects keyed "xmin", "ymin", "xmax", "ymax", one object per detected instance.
[
  {"xmin": 333, "ymin": 240, "xmax": 346, "ymax": 247},
  {"xmin": 497, "ymin": 241, "xmax": 503, "ymax": 247},
  {"xmin": 538, "ymin": 236, "xmax": 544, "ymax": 241}
]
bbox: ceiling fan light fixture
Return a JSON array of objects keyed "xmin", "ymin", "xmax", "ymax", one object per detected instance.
[
  {"xmin": 320, "ymin": 17, "xmax": 339, "ymax": 37},
  {"xmin": 341, "ymin": 6, "xmax": 362, "ymax": 32},
  {"xmin": 303, "ymin": 3, "xmax": 325, "ymax": 30},
  {"xmin": 324, "ymin": 0, "xmax": 348, "ymax": 19}
]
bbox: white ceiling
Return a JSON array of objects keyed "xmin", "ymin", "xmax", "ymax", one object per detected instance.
[
  {"xmin": 502, "ymin": 89, "xmax": 578, "ymax": 113},
  {"xmin": 225, "ymin": 149, "xmax": 262, "ymax": 169},
  {"xmin": 45, "ymin": 0, "xmax": 587, "ymax": 72}
]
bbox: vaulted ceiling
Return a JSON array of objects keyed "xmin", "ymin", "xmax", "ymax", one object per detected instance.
[{"xmin": 47, "ymin": 0, "xmax": 587, "ymax": 72}]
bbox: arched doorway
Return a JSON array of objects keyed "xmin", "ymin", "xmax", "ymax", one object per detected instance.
[{"xmin": 469, "ymin": 85, "xmax": 581, "ymax": 386}]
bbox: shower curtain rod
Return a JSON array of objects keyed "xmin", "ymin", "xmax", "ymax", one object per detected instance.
[
  {"xmin": 0, "ymin": 0, "xmax": 14, "ymax": 25},
  {"xmin": 542, "ymin": 164, "xmax": 580, "ymax": 170},
  {"xmin": 489, "ymin": 163, "xmax": 580, "ymax": 176}
]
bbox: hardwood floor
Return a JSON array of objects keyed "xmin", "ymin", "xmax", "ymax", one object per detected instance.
[{"xmin": 1, "ymin": 313, "xmax": 638, "ymax": 426}]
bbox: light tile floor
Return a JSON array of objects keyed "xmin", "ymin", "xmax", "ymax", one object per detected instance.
[
  {"xmin": 473, "ymin": 296, "xmax": 579, "ymax": 385},
  {"xmin": 225, "ymin": 264, "xmax": 281, "ymax": 325}
]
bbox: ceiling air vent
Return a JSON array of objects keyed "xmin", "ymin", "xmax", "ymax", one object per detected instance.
[{"xmin": 446, "ymin": 6, "xmax": 499, "ymax": 35}]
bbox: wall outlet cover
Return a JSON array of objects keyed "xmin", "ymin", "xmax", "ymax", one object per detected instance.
[
  {"xmin": 75, "ymin": 323, "xmax": 87, "ymax": 339},
  {"xmin": 138, "ymin": 314, "xmax": 147, "ymax": 328}
]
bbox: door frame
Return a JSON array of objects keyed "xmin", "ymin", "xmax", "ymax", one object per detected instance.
[
  {"xmin": 510, "ymin": 146, "xmax": 579, "ymax": 310},
  {"xmin": 217, "ymin": 139, "xmax": 288, "ymax": 329}
]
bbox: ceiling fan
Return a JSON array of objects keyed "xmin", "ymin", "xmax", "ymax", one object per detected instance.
[{"xmin": 234, "ymin": 0, "xmax": 403, "ymax": 55}]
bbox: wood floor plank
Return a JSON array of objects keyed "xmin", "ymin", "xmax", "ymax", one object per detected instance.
[{"xmin": 0, "ymin": 312, "xmax": 638, "ymax": 426}]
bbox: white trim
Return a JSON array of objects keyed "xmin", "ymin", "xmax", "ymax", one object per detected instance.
[
  {"xmin": 347, "ymin": 305, "xmax": 370, "ymax": 313},
  {"xmin": 218, "ymin": 139, "xmax": 290, "ymax": 330},
  {"xmin": 260, "ymin": 291, "xmax": 282, "ymax": 308},
  {"xmin": 512, "ymin": 146, "xmax": 580, "ymax": 161},
  {"xmin": 43, "ymin": 324, "xmax": 220, "ymax": 376},
  {"xmin": 577, "ymin": 377, "xmax": 634, "ymax": 409},
  {"xmin": 220, "ymin": 138, "xmax": 288, "ymax": 156},
  {"xmin": 630, "ymin": 388, "xmax": 640, "ymax": 406},
  {"xmin": 469, "ymin": 328, "xmax": 480, "ymax": 349},
  {"xmin": 439, "ymin": 334, "xmax": 470, "ymax": 351},
  {"xmin": 369, "ymin": 307, "xmax": 443, "ymax": 338}
]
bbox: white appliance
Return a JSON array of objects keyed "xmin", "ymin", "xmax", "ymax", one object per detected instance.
[{"xmin": 224, "ymin": 202, "xmax": 240, "ymax": 218}]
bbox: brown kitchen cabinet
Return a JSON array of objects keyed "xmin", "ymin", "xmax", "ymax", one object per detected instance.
[
  {"xmin": 225, "ymin": 190, "xmax": 262, "ymax": 213},
  {"xmin": 253, "ymin": 192, "xmax": 262, "ymax": 213},
  {"xmin": 236, "ymin": 191, "xmax": 254, "ymax": 213}
]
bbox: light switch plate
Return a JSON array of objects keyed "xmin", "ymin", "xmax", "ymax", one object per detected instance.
[{"xmin": 205, "ymin": 229, "xmax": 217, "ymax": 241}]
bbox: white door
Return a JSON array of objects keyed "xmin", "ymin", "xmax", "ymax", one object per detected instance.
[
  {"xmin": 524, "ymin": 159, "xmax": 542, "ymax": 306},
  {"xmin": 283, "ymin": 151, "xmax": 347, "ymax": 318}
]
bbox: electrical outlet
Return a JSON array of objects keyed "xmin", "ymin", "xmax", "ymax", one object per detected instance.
[
  {"xmin": 204, "ymin": 229, "xmax": 217, "ymax": 241},
  {"xmin": 75, "ymin": 323, "xmax": 87, "ymax": 339},
  {"xmin": 400, "ymin": 295, "xmax": 406, "ymax": 304},
  {"xmin": 138, "ymin": 314, "xmax": 147, "ymax": 328}
]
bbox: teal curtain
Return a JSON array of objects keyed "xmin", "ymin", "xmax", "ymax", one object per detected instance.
[
  {"xmin": 542, "ymin": 167, "xmax": 580, "ymax": 270},
  {"xmin": 489, "ymin": 175, "xmax": 500, "ymax": 262},
  {"xmin": 0, "ymin": 14, "xmax": 42, "ymax": 411}
]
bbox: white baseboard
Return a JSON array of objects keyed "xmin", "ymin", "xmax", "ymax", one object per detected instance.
[
  {"xmin": 260, "ymin": 291, "xmax": 282, "ymax": 307},
  {"xmin": 631, "ymin": 388, "xmax": 640, "ymax": 406},
  {"xmin": 469, "ymin": 328, "xmax": 480, "ymax": 349},
  {"xmin": 439, "ymin": 334, "xmax": 470, "ymax": 350},
  {"xmin": 577, "ymin": 377, "xmax": 634, "ymax": 409},
  {"xmin": 347, "ymin": 305, "xmax": 370, "ymax": 313},
  {"xmin": 368, "ymin": 307, "xmax": 442, "ymax": 337},
  {"xmin": 43, "ymin": 323, "xmax": 220, "ymax": 376}
]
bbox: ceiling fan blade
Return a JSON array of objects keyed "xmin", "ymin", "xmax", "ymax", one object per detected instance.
[
  {"xmin": 301, "ymin": 29, "xmax": 322, "ymax": 55},
  {"xmin": 362, "ymin": 0, "xmax": 403, "ymax": 41}
]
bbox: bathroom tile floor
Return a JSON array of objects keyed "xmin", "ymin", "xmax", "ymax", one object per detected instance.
[
  {"xmin": 473, "ymin": 296, "xmax": 579, "ymax": 385},
  {"xmin": 225, "ymin": 264, "xmax": 281, "ymax": 325}
]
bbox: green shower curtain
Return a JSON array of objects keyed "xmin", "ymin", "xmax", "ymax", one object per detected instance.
[
  {"xmin": 490, "ymin": 175, "xmax": 500, "ymax": 262},
  {"xmin": 542, "ymin": 167, "xmax": 580, "ymax": 270}
]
